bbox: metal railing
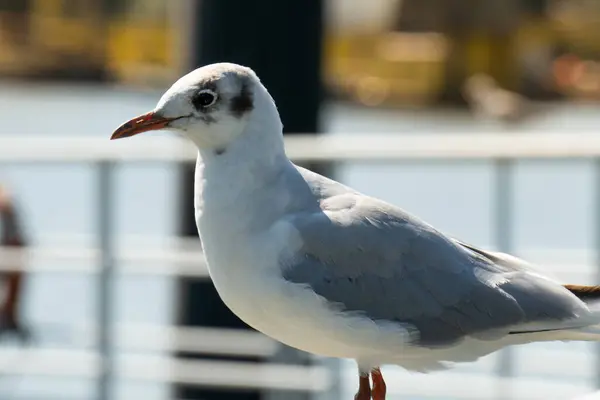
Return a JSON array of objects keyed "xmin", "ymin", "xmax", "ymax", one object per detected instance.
[
  {"xmin": 3, "ymin": 131, "xmax": 600, "ymax": 162},
  {"xmin": 1, "ymin": 132, "xmax": 600, "ymax": 400}
]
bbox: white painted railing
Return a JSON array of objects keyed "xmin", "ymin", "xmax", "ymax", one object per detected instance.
[
  {"xmin": 0, "ymin": 242, "xmax": 598, "ymax": 277},
  {"xmin": 0, "ymin": 348, "xmax": 330, "ymax": 391},
  {"xmin": 2, "ymin": 132, "xmax": 600, "ymax": 400},
  {"xmin": 1, "ymin": 132, "xmax": 600, "ymax": 163}
]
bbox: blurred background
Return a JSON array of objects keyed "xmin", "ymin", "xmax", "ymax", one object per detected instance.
[{"xmin": 0, "ymin": 0, "xmax": 600, "ymax": 399}]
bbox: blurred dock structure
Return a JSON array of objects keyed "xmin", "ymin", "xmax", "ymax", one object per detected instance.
[
  {"xmin": 2, "ymin": 0, "xmax": 600, "ymax": 104},
  {"xmin": 0, "ymin": 133, "xmax": 600, "ymax": 399}
]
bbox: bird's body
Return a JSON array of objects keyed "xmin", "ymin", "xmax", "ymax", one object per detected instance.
[
  {"xmin": 194, "ymin": 146, "xmax": 600, "ymax": 372},
  {"xmin": 196, "ymin": 153, "xmax": 412, "ymax": 366},
  {"xmin": 112, "ymin": 62, "xmax": 600, "ymax": 399}
]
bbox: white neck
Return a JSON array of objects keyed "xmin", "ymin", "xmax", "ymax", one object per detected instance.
[
  {"xmin": 196, "ymin": 130, "xmax": 289, "ymax": 221},
  {"xmin": 192, "ymin": 102, "xmax": 306, "ymax": 238},
  {"xmin": 191, "ymin": 84, "xmax": 287, "ymax": 193},
  {"xmin": 189, "ymin": 89, "xmax": 319, "ymax": 286},
  {"xmin": 197, "ymin": 124, "xmax": 286, "ymax": 188},
  {"xmin": 188, "ymin": 102, "xmax": 323, "ymax": 330}
]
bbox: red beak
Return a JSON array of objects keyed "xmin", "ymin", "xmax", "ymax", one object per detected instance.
[{"xmin": 110, "ymin": 111, "xmax": 179, "ymax": 140}]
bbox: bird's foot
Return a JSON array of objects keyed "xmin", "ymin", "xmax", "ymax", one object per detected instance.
[
  {"xmin": 354, "ymin": 373, "xmax": 371, "ymax": 400},
  {"xmin": 371, "ymin": 367, "xmax": 387, "ymax": 400}
]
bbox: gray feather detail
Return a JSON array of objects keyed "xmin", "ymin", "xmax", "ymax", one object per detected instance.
[{"xmin": 283, "ymin": 167, "xmax": 589, "ymax": 347}]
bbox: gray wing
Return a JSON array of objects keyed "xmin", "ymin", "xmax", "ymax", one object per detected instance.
[{"xmin": 283, "ymin": 182, "xmax": 587, "ymax": 347}]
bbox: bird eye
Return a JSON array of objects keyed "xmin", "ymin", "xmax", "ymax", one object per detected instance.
[{"xmin": 192, "ymin": 89, "xmax": 218, "ymax": 110}]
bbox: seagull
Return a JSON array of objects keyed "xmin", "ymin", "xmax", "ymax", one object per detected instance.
[{"xmin": 111, "ymin": 63, "xmax": 600, "ymax": 399}]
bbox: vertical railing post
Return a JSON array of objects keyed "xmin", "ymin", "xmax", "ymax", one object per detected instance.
[
  {"xmin": 97, "ymin": 161, "xmax": 115, "ymax": 400},
  {"xmin": 316, "ymin": 357, "xmax": 341, "ymax": 400},
  {"xmin": 493, "ymin": 158, "xmax": 514, "ymax": 398},
  {"xmin": 594, "ymin": 158, "xmax": 600, "ymax": 389}
]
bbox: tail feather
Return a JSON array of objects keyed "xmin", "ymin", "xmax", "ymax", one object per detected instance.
[
  {"xmin": 564, "ymin": 284, "xmax": 600, "ymax": 301},
  {"xmin": 506, "ymin": 285, "xmax": 600, "ymax": 338}
]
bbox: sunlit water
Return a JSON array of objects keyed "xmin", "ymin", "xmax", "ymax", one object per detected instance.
[{"xmin": 0, "ymin": 81, "xmax": 600, "ymax": 399}]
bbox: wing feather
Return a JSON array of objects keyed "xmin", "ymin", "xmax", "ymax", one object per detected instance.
[{"xmin": 283, "ymin": 191, "xmax": 589, "ymax": 347}]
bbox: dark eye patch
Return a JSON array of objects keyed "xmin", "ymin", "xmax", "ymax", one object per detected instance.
[{"xmin": 230, "ymin": 81, "xmax": 254, "ymax": 117}]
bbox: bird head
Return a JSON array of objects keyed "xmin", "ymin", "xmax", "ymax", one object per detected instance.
[{"xmin": 111, "ymin": 63, "xmax": 281, "ymax": 153}]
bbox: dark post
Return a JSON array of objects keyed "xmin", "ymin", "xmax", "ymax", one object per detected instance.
[
  {"xmin": 0, "ymin": 187, "xmax": 28, "ymax": 340},
  {"xmin": 176, "ymin": 1, "xmax": 326, "ymax": 399}
]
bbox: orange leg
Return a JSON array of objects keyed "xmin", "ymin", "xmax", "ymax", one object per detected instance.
[
  {"xmin": 354, "ymin": 374, "xmax": 371, "ymax": 400},
  {"xmin": 371, "ymin": 367, "xmax": 387, "ymax": 400}
]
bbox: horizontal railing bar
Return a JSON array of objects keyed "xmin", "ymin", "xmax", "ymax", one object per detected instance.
[
  {"xmin": 36, "ymin": 233, "xmax": 202, "ymax": 247},
  {"xmin": 0, "ymin": 345, "xmax": 592, "ymax": 396},
  {"xmin": 33, "ymin": 233, "xmax": 600, "ymax": 261},
  {"xmin": 0, "ymin": 348, "xmax": 331, "ymax": 392},
  {"xmin": 0, "ymin": 245, "xmax": 209, "ymax": 277},
  {"xmin": 51, "ymin": 321, "xmax": 600, "ymax": 379},
  {"xmin": 63, "ymin": 322, "xmax": 279, "ymax": 357},
  {"xmin": 0, "ymin": 245, "xmax": 596, "ymax": 277},
  {"xmin": 1, "ymin": 132, "xmax": 600, "ymax": 163},
  {"xmin": 0, "ymin": 349, "xmax": 331, "ymax": 392}
]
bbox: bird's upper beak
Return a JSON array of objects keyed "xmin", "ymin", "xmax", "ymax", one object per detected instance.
[{"xmin": 110, "ymin": 111, "xmax": 178, "ymax": 140}]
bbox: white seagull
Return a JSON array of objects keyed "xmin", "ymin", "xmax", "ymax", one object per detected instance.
[{"xmin": 111, "ymin": 63, "xmax": 600, "ymax": 400}]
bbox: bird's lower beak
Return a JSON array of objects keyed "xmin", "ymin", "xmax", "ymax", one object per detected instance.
[{"xmin": 110, "ymin": 111, "xmax": 176, "ymax": 140}]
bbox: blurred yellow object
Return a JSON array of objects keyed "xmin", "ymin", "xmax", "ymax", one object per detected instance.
[
  {"xmin": 106, "ymin": 20, "xmax": 176, "ymax": 85},
  {"xmin": 29, "ymin": 15, "xmax": 104, "ymax": 56},
  {"xmin": 323, "ymin": 13, "xmax": 560, "ymax": 107},
  {"xmin": 29, "ymin": 0, "xmax": 104, "ymax": 65},
  {"xmin": 324, "ymin": 31, "xmax": 448, "ymax": 107},
  {"xmin": 550, "ymin": 2, "xmax": 600, "ymax": 55},
  {"xmin": 0, "ymin": 0, "xmax": 177, "ymax": 84}
]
